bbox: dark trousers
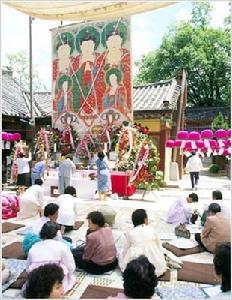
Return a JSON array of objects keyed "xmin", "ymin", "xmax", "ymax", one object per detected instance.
[
  {"xmin": 190, "ymin": 172, "xmax": 199, "ymax": 188},
  {"xmin": 72, "ymin": 248, "xmax": 118, "ymax": 275},
  {"xmin": 195, "ymin": 233, "xmax": 208, "ymax": 251}
]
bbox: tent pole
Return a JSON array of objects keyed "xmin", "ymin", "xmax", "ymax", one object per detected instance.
[{"xmin": 29, "ymin": 16, "xmax": 35, "ymax": 157}]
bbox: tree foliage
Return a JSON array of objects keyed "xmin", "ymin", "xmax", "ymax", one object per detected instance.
[
  {"xmin": 135, "ymin": 2, "xmax": 230, "ymax": 107},
  {"xmin": 211, "ymin": 112, "xmax": 229, "ymax": 131},
  {"xmin": 4, "ymin": 51, "xmax": 47, "ymax": 91}
]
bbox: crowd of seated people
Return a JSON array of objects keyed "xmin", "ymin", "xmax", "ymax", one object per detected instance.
[{"xmin": 2, "ymin": 188, "xmax": 231, "ymax": 299}]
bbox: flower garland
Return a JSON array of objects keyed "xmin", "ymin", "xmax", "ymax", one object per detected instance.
[{"xmin": 116, "ymin": 124, "xmax": 163, "ymax": 190}]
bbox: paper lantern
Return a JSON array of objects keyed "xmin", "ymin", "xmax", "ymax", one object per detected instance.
[
  {"xmin": 189, "ymin": 131, "xmax": 200, "ymax": 149},
  {"xmin": 177, "ymin": 131, "xmax": 189, "ymax": 149},
  {"xmin": 215, "ymin": 129, "xmax": 227, "ymax": 148},
  {"xmin": 7, "ymin": 133, "xmax": 14, "ymax": 141},
  {"xmin": 196, "ymin": 140, "xmax": 205, "ymax": 149},
  {"xmin": 223, "ymin": 140, "xmax": 231, "ymax": 148},
  {"xmin": 177, "ymin": 131, "xmax": 189, "ymax": 140},
  {"xmin": 2, "ymin": 132, "xmax": 8, "ymax": 141},
  {"xmin": 227, "ymin": 129, "xmax": 232, "ymax": 139},
  {"xmin": 189, "ymin": 131, "xmax": 200, "ymax": 140},
  {"xmin": 13, "ymin": 133, "xmax": 22, "ymax": 141},
  {"xmin": 209, "ymin": 140, "xmax": 218, "ymax": 149},
  {"xmin": 174, "ymin": 140, "xmax": 182, "ymax": 147},
  {"xmin": 215, "ymin": 129, "xmax": 227, "ymax": 139},
  {"xmin": 223, "ymin": 149, "xmax": 229, "ymax": 156},
  {"xmin": 201, "ymin": 129, "xmax": 213, "ymax": 139},
  {"xmin": 166, "ymin": 140, "xmax": 175, "ymax": 148},
  {"xmin": 183, "ymin": 141, "xmax": 192, "ymax": 149}
]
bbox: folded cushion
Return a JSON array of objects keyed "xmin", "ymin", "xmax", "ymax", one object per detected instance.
[
  {"xmin": 9, "ymin": 271, "xmax": 28, "ymax": 289},
  {"xmin": 2, "ymin": 242, "xmax": 27, "ymax": 260},
  {"xmin": 2, "ymin": 222, "xmax": 25, "ymax": 233},
  {"xmin": 80, "ymin": 285, "xmax": 123, "ymax": 299},
  {"xmin": 162, "ymin": 242, "xmax": 204, "ymax": 257},
  {"xmin": 177, "ymin": 261, "xmax": 220, "ymax": 285}
]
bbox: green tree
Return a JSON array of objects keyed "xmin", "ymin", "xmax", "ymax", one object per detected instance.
[
  {"xmin": 135, "ymin": 2, "xmax": 230, "ymax": 107},
  {"xmin": 3, "ymin": 51, "xmax": 47, "ymax": 91},
  {"xmin": 211, "ymin": 112, "xmax": 229, "ymax": 131}
]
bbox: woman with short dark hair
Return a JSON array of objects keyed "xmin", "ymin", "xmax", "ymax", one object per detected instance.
[
  {"xmin": 119, "ymin": 209, "xmax": 167, "ymax": 277},
  {"xmin": 26, "ymin": 221, "xmax": 75, "ymax": 293},
  {"xmin": 25, "ymin": 264, "xmax": 64, "ymax": 299},
  {"xmin": 123, "ymin": 256, "xmax": 158, "ymax": 299},
  {"xmin": 72, "ymin": 211, "xmax": 117, "ymax": 274}
]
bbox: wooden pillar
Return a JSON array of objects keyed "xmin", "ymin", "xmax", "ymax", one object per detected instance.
[{"xmin": 159, "ymin": 121, "xmax": 171, "ymax": 172}]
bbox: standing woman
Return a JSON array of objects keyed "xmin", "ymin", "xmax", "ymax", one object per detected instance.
[
  {"xmin": 16, "ymin": 152, "xmax": 31, "ymax": 194},
  {"xmin": 96, "ymin": 152, "xmax": 111, "ymax": 200}
]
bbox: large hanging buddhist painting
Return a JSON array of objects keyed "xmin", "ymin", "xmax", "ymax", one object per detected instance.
[{"xmin": 51, "ymin": 18, "xmax": 132, "ymax": 154}]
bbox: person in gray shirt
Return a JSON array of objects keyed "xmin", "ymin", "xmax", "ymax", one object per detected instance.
[{"xmin": 58, "ymin": 154, "xmax": 76, "ymax": 194}]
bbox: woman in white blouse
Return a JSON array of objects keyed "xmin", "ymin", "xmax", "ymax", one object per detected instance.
[
  {"xmin": 26, "ymin": 221, "xmax": 75, "ymax": 293},
  {"xmin": 119, "ymin": 209, "xmax": 167, "ymax": 277},
  {"xmin": 57, "ymin": 186, "xmax": 78, "ymax": 234},
  {"xmin": 16, "ymin": 152, "xmax": 31, "ymax": 194}
]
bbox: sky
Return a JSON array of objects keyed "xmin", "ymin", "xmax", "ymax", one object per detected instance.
[{"xmin": 1, "ymin": 1, "xmax": 230, "ymax": 91}]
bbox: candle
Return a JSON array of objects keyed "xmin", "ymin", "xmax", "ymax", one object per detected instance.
[
  {"xmin": 44, "ymin": 151, "xmax": 48, "ymax": 159},
  {"xmin": 54, "ymin": 143, "xmax": 57, "ymax": 153}
]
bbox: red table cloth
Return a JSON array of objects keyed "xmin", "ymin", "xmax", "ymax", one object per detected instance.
[{"xmin": 111, "ymin": 171, "xmax": 136, "ymax": 197}]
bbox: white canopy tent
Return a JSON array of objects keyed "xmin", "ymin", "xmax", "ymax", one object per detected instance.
[{"xmin": 3, "ymin": 1, "xmax": 176, "ymax": 21}]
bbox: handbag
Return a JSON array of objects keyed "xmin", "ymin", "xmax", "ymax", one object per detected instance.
[{"xmin": 175, "ymin": 224, "xmax": 191, "ymax": 239}]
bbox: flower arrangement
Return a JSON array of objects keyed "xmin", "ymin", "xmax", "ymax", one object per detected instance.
[{"xmin": 116, "ymin": 124, "xmax": 163, "ymax": 190}]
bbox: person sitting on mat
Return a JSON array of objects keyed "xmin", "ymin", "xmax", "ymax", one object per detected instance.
[
  {"xmin": 56, "ymin": 186, "xmax": 79, "ymax": 234},
  {"xmin": 23, "ymin": 204, "xmax": 73, "ymax": 255},
  {"xmin": 201, "ymin": 190, "xmax": 230, "ymax": 226},
  {"xmin": 72, "ymin": 211, "xmax": 118, "ymax": 274},
  {"xmin": 24, "ymin": 263, "xmax": 65, "ymax": 299},
  {"xmin": 25, "ymin": 222, "xmax": 75, "ymax": 293},
  {"xmin": 17, "ymin": 179, "xmax": 44, "ymax": 220},
  {"xmin": 210, "ymin": 242, "xmax": 231, "ymax": 299},
  {"xmin": 114, "ymin": 256, "xmax": 158, "ymax": 299},
  {"xmin": 195, "ymin": 203, "xmax": 230, "ymax": 253},
  {"xmin": 166, "ymin": 193, "xmax": 199, "ymax": 225},
  {"xmin": 119, "ymin": 209, "xmax": 167, "ymax": 277}
]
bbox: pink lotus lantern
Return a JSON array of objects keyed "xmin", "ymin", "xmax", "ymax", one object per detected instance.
[
  {"xmin": 174, "ymin": 140, "xmax": 182, "ymax": 147},
  {"xmin": 177, "ymin": 131, "xmax": 189, "ymax": 149},
  {"xmin": 196, "ymin": 140, "xmax": 205, "ymax": 149},
  {"xmin": 224, "ymin": 140, "xmax": 232, "ymax": 154},
  {"xmin": 13, "ymin": 133, "xmax": 22, "ymax": 141},
  {"xmin": 2, "ymin": 132, "xmax": 8, "ymax": 141},
  {"xmin": 223, "ymin": 149, "xmax": 230, "ymax": 156},
  {"xmin": 189, "ymin": 131, "xmax": 200, "ymax": 149},
  {"xmin": 7, "ymin": 133, "xmax": 14, "ymax": 141},
  {"xmin": 201, "ymin": 129, "xmax": 213, "ymax": 148},
  {"xmin": 215, "ymin": 129, "xmax": 228, "ymax": 148},
  {"xmin": 166, "ymin": 140, "xmax": 175, "ymax": 148},
  {"xmin": 227, "ymin": 129, "xmax": 232, "ymax": 139}
]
